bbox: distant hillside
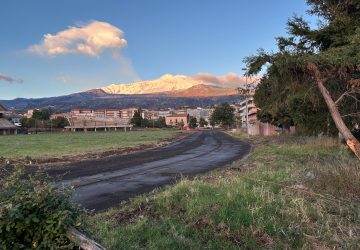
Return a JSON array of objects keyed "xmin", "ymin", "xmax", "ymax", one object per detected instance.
[
  {"xmin": 2, "ymin": 74, "xmax": 245, "ymax": 111},
  {"xmin": 163, "ymin": 84, "xmax": 238, "ymax": 97},
  {"xmin": 2, "ymin": 91, "xmax": 243, "ymax": 112}
]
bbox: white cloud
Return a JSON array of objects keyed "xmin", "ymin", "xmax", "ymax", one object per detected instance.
[
  {"xmin": 27, "ymin": 21, "xmax": 127, "ymax": 57},
  {"xmin": 0, "ymin": 73, "xmax": 23, "ymax": 83}
]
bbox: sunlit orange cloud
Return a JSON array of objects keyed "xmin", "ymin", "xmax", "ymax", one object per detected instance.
[
  {"xmin": 192, "ymin": 72, "xmax": 259, "ymax": 87},
  {"xmin": 27, "ymin": 21, "xmax": 127, "ymax": 57}
]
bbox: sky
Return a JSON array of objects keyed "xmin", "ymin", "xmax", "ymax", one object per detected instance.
[{"xmin": 0, "ymin": 0, "xmax": 314, "ymax": 99}]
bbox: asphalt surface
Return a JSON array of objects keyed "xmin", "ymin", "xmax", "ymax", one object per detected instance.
[{"xmin": 50, "ymin": 131, "xmax": 250, "ymax": 211}]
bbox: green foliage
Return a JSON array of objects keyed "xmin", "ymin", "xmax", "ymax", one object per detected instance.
[
  {"xmin": 20, "ymin": 117, "xmax": 70, "ymax": 129},
  {"xmin": 0, "ymin": 166, "xmax": 82, "ymax": 249},
  {"xmin": 288, "ymin": 94, "xmax": 338, "ymax": 135},
  {"xmin": 156, "ymin": 117, "xmax": 167, "ymax": 128},
  {"xmin": 246, "ymin": 0, "xmax": 360, "ymax": 135},
  {"xmin": 143, "ymin": 117, "xmax": 166, "ymax": 128},
  {"xmin": 20, "ymin": 117, "xmax": 35, "ymax": 128},
  {"xmin": 141, "ymin": 117, "xmax": 167, "ymax": 128},
  {"xmin": 199, "ymin": 117, "xmax": 208, "ymax": 127},
  {"xmin": 130, "ymin": 108, "xmax": 144, "ymax": 127},
  {"xmin": 51, "ymin": 117, "xmax": 70, "ymax": 128},
  {"xmin": 188, "ymin": 116, "xmax": 197, "ymax": 128},
  {"xmin": 32, "ymin": 109, "xmax": 52, "ymax": 120},
  {"xmin": 210, "ymin": 103, "xmax": 235, "ymax": 128},
  {"xmin": 131, "ymin": 115, "xmax": 166, "ymax": 128},
  {"xmin": 273, "ymin": 107, "xmax": 293, "ymax": 130}
]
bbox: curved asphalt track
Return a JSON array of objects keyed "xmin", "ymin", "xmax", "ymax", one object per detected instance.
[{"xmin": 50, "ymin": 131, "xmax": 250, "ymax": 211}]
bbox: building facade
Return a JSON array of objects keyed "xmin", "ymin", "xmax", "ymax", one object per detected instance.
[{"xmin": 165, "ymin": 114, "xmax": 188, "ymax": 127}]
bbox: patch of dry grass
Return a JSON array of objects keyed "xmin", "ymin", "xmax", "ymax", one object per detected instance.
[{"xmin": 86, "ymin": 133, "xmax": 360, "ymax": 249}]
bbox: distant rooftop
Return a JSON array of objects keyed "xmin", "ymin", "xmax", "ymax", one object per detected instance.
[
  {"xmin": 0, "ymin": 118, "xmax": 16, "ymax": 129},
  {"xmin": 0, "ymin": 103, "xmax": 8, "ymax": 113}
]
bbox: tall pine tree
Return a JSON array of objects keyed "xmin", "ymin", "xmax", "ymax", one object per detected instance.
[{"xmin": 246, "ymin": 0, "xmax": 360, "ymax": 159}]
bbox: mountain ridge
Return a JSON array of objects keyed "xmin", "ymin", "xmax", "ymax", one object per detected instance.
[
  {"xmin": 100, "ymin": 74, "xmax": 224, "ymax": 95},
  {"xmin": 2, "ymin": 74, "xmax": 244, "ymax": 111}
]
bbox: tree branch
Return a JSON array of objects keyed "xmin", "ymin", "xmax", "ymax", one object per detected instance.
[
  {"xmin": 335, "ymin": 92, "xmax": 349, "ymax": 105},
  {"xmin": 335, "ymin": 89, "xmax": 360, "ymax": 105},
  {"xmin": 346, "ymin": 93, "xmax": 360, "ymax": 104},
  {"xmin": 341, "ymin": 112, "xmax": 360, "ymax": 118},
  {"xmin": 67, "ymin": 227, "xmax": 105, "ymax": 250}
]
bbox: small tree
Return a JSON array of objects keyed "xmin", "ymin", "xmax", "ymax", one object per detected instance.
[
  {"xmin": 210, "ymin": 119, "xmax": 215, "ymax": 128},
  {"xmin": 210, "ymin": 103, "xmax": 235, "ymax": 129},
  {"xmin": 130, "ymin": 108, "xmax": 143, "ymax": 127},
  {"xmin": 157, "ymin": 117, "xmax": 166, "ymax": 128},
  {"xmin": 189, "ymin": 116, "xmax": 197, "ymax": 128},
  {"xmin": 52, "ymin": 117, "xmax": 70, "ymax": 128},
  {"xmin": 20, "ymin": 117, "xmax": 35, "ymax": 128},
  {"xmin": 199, "ymin": 117, "xmax": 208, "ymax": 127},
  {"xmin": 32, "ymin": 109, "xmax": 52, "ymax": 120}
]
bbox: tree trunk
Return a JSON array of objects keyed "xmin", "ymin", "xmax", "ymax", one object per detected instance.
[
  {"xmin": 66, "ymin": 227, "xmax": 106, "ymax": 250},
  {"xmin": 307, "ymin": 62, "xmax": 360, "ymax": 160}
]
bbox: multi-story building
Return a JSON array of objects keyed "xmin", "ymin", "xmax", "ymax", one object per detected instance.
[
  {"xmin": 238, "ymin": 97, "xmax": 258, "ymax": 127},
  {"xmin": 144, "ymin": 110, "xmax": 159, "ymax": 120},
  {"xmin": 158, "ymin": 109, "xmax": 175, "ymax": 117},
  {"xmin": 120, "ymin": 108, "xmax": 139, "ymax": 120},
  {"xmin": 26, "ymin": 109, "xmax": 36, "ymax": 118},
  {"xmin": 187, "ymin": 108, "xmax": 211, "ymax": 122}
]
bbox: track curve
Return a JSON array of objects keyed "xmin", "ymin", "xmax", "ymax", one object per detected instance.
[{"xmin": 51, "ymin": 131, "xmax": 250, "ymax": 211}]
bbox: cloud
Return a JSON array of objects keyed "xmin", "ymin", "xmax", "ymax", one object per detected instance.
[
  {"xmin": 0, "ymin": 73, "xmax": 23, "ymax": 83},
  {"xmin": 27, "ymin": 21, "xmax": 127, "ymax": 57},
  {"xmin": 192, "ymin": 72, "xmax": 259, "ymax": 87}
]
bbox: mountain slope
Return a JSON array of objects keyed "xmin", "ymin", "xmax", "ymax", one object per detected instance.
[
  {"xmin": 2, "ymin": 74, "xmax": 244, "ymax": 111},
  {"xmin": 163, "ymin": 84, "xmax": 238, "ymax": 97},
  {"xmin": 100, "ymin": 74, "xmax": 215, "ymax": 94},
  {"xmin": 2, "ymin": 92, "xmax": 241, "ymax": 112}
]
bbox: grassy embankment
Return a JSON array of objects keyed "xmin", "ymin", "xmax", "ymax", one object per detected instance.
[
  {"xmin": 0, "ymin": 129, "xmax": 182, "ymax": 159},
  {"xmin": 86, "ymin": 133, "xmax": 360, "ymax": 249}
]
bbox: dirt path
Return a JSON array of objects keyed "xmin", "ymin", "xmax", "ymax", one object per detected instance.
[{"xmin": 50, "ymin": 131, "xmax": 250, "ymax": 211}]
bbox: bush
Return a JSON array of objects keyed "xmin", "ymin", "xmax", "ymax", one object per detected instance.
[
  {"xmin": 52, "ymin": 117, "xmax": 70, "ymax": 128},
  {"xmin": 0, "ymin": 166, "xmax": 82, "ymax": 249}
]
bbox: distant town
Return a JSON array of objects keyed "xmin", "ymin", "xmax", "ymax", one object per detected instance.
[{"xmin": 0, "ymin": 96, "xmax": 285, "ymax": 136}]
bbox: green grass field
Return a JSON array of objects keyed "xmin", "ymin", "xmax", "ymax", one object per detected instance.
[
  {"xmin": 0, "ymin": 130, "xmax": 182, "ymax": 159},
  {"xmin": 86, "ymin": 134, "xmax": 360, "ymax": 249}
]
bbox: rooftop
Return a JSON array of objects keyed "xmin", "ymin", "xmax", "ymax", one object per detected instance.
[
  {"xmin": 0, "ymin": 118, "xmax": 17, "ymax": 129},
  {"xmin": 0, "ymin": 103, "xmax": 8, "ymax": 113},
  {"xmin": 166, "ymin": 114, "xmax": 188, "ymax": 117}
]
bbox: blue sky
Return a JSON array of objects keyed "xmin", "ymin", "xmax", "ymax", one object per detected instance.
[{"xmin": 0, "ymin": 0, "xmax": 313, "ymax": 99}]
